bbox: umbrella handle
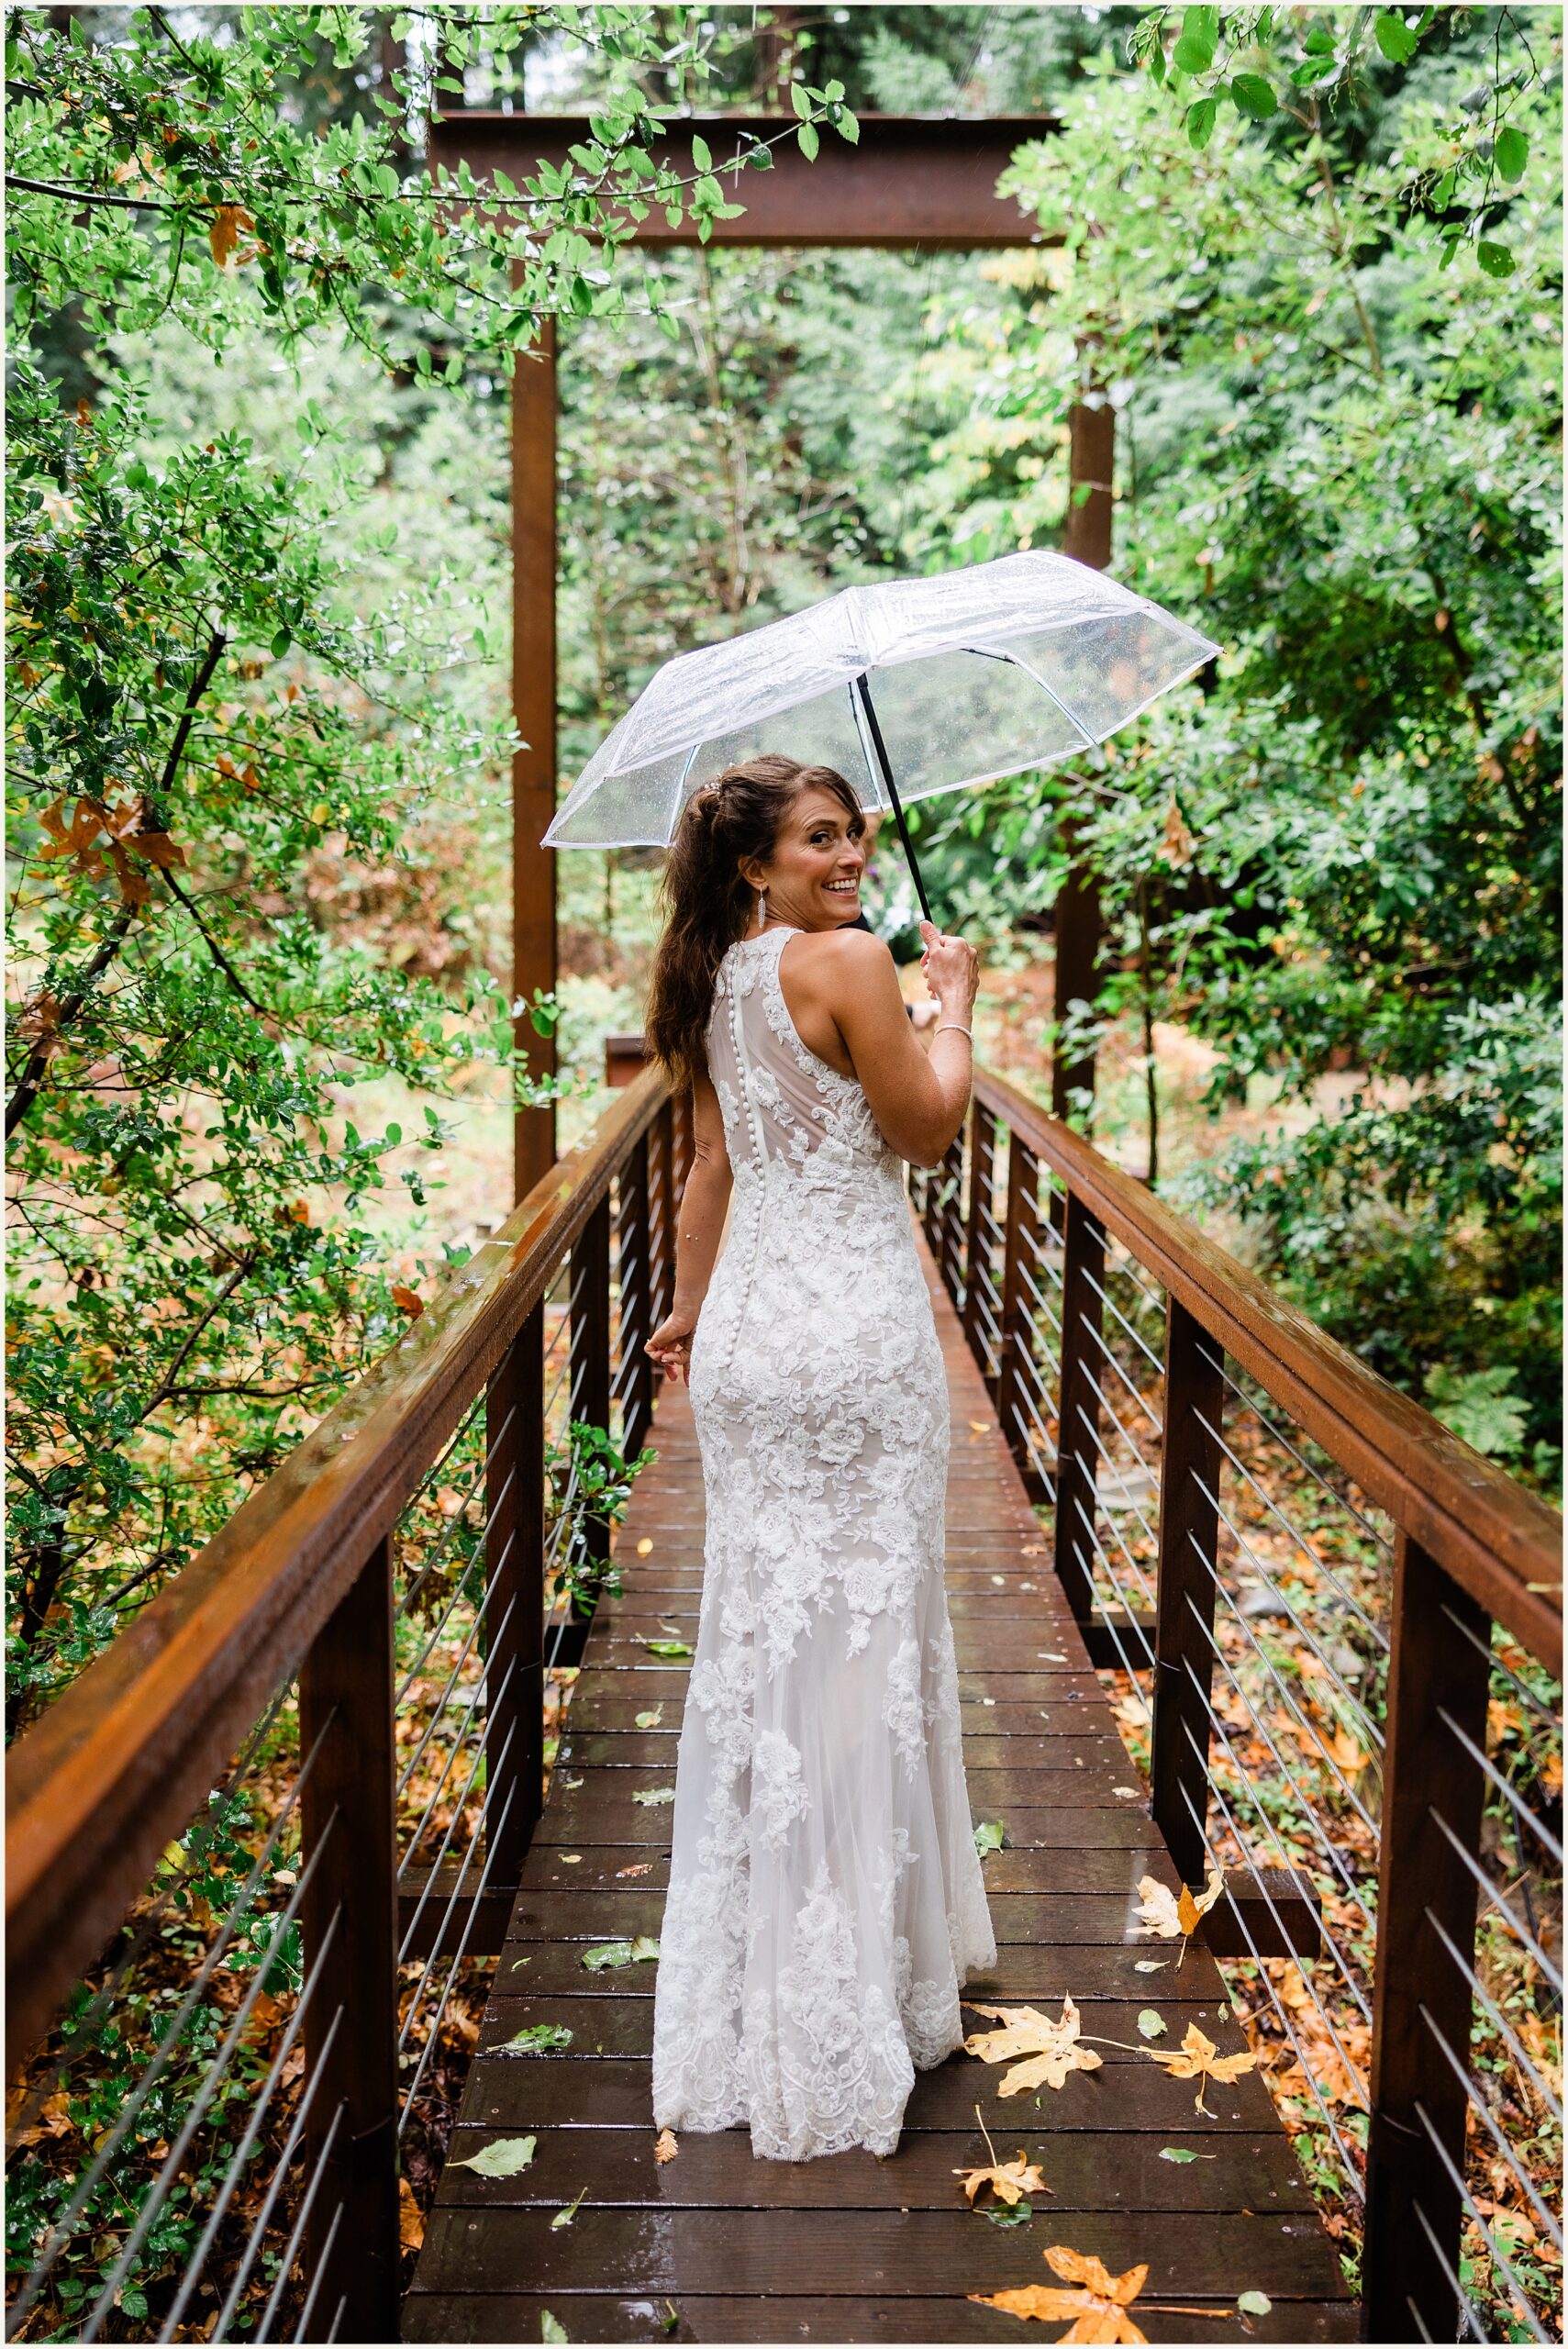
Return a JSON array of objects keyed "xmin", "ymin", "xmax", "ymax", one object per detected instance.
[{"xmin": 851, "ymin": 674, "xmax": 937, "ymax": 931}]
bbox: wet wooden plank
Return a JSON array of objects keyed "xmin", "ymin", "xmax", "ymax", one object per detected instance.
[
  {"xmin": 492, "ymin": 1941, "xmax": 1228, "ymax": 2003},
  {"xmin": 458, "ymin": 2054, "xmax": 1282, "ymax": 2135},
  {"xmin": 435, "ymin": 2117, "xmax": 1317, "ymax": 2209},
  {"xmin": 409, "ymin": 2207, "xmax": 1350, "ymax": 2299},
  {"xmin": 409, "ymin": 1218, "xmax": 1352, "ymax": 2339},
  {"xmin": 502, "ymin": 1889, "xmax": 1197, "ymax": 1947},
  {"xmin": 404, "ymin": 2294, "xmax": 1362, "ymax": 2343},
  {"xmin": 473, "ymin": 1995, "xmax": 1249, "ymax": 2069}
]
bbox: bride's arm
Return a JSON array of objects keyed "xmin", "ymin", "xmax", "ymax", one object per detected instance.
[
  {"xmin": 647, "ymin": 1068, "xmax": 732, "ymax": 1386},
  {"xmin": 821, "ymin": 926, "xmax": 978, "ymax": 1168}
]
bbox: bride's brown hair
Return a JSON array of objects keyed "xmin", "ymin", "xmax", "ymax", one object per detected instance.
[{"xmin": 646, "ymin": 752, "xmax": 863, "ymax": 1094}]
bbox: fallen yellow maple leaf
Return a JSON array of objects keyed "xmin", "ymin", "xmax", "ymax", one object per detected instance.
[
  {"xmin": 1133, "ymin": 1868, "xmax": 1226, "ymax": 1941},
  {"xmin": 1143, "ymin": 2022, "xmax": 1258, "ymax": 2117},
  {"xmin": 953, "ymin": 2104, "xmax": 1051, "ymax": 2208},
  {"xmin": 970, "ymin": 2242, "xmax": 1230, "ymax": 2339},
  {"xmin": 964, "ymin": 1994, "xmax": 1103, "ymax": 2097},
  {"xmin": 973, "ymin": 2244, "xmax": 1149, "ymax": 2341}
]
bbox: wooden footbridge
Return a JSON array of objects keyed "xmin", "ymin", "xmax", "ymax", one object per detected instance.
[
  {"xmin": 405, "ymin": 1235, "xmax": 1356, "ymax": 2344},
  {"xmin": 8, "ymin": 1067, "xmax": 1562, "ymax": 2346}
]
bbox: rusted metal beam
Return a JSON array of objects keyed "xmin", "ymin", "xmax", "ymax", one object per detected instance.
[
  {"xmin": 1051, "ymin": 371, "xmax": 1112, "ymax": 1125},
  {"xmin": 429, "ymin": 113, "xmax": 1059, "ymax": 250},
  {"xmin": 512, "ymin": 320, "xmax": 558, "ymax": 1203}
]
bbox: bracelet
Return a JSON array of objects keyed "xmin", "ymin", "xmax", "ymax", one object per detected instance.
[{"xmin": 935, "ymin": 1020, "xmax": 973, "ymax": 1040}]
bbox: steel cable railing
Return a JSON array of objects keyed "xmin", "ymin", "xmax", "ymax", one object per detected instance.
[
  {"xmin": 941, "ymin": 1070, "xmax": 1562, "ymax": 2343},
  {"xmin": 6, "ymin": 1068, "xmax": 682, "ymax": 2343}
]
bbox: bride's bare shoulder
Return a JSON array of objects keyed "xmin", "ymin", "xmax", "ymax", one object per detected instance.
[{"xmin": 790, "ymin": 926, "xmax": 894, "ymax": 975}]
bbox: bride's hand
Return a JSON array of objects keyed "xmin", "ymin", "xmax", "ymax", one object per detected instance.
[
  {"xmin": 918, "ymin": 921, "xmax": 979, "ymax": 1026},
  {"xmin": 647, "ymin": 1308, "xmax": 696, "ymax": 1386}
]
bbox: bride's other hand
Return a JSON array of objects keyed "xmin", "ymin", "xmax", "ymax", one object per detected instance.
[
  {"xmin": 647, "ymin": 1310, "xmax": 696, "ymax": 1386},
  {"xmin": 917, "ymin": 921, "xmax": 979, "ymax": 1026}
]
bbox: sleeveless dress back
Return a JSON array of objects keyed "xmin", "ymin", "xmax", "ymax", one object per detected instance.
[{"xmin": 650, "ymin": 925, "xmax": 996, "ymax": 2162}]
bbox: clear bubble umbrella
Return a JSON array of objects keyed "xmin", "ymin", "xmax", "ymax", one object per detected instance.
[{"xmin": 543, "ymin": 550, "xmax": 1220, "ymax": 924}]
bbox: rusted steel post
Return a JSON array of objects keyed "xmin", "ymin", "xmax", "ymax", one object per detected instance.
[
  {"xmin": 1051, "ymin": 1191, "xmax": 1106, "ymax": 1634},
  {"xmin": 672, "ymin": 1087, "xmax": 695, "ymax": 1190},
  {"xmin": 963, "ymin": 1101, "xmax": 998, "ymax": 1383},
  {"xmin": 1150, "ymin": 1298, "xmax": 1226, "ymax": 1884},
  {"xmin": 997, "ymin": 1136, "xmax": 1046, "ymax": 1497},
  {"xmin": 650, "ymin": 1099, "xmax": 676, "ymax": 1338},
  {"xmin": 485, "ymin": 1306, "xmax": 544, "ymax": 1887},
  {"xmin": 512, "ymin": 318, "xmax": 558, "ymax": 1204},
  {"xmin": 1363, "ymin": 1533, "xmax": 1493, "ymax": 2343},
  {"xmin": 297, "ymin": 1535, "xmax": 399, "ymax": 2344},
  {"xmin": 1051, "ymin": 380, "xmax": 1111, "ymax": 1153},
  {"xmin": 617, "ymin": 1139, "xmax": 654, "ymax": 1461},
  {"xmin": 570, "ymin": 1197, "xmax": 613, "ymax": 1573},
  {"xmin": 938, "ymin": 1135, "xmax": 967, "ymax": 1310}
]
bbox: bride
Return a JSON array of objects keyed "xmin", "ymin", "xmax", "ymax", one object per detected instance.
[{"xmin": 641, "ymin": 751, "xmax": 996, "ymax": 2164}]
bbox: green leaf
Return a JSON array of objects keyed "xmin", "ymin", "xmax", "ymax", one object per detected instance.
[
  {"xmin": 690, "ymin": 133, "xmax": 712, "ymax": 172},
  {"xmin": 631, "ymin": 1786, "xmax": 676, "ymax": 1806},
  {"xmin": 790, "ymin": 80, "xmax": 811, "ymax": 119},
  {"xmin": 1373, "ymin": 10, "xmax": 1419, "ymax": 63},
  {"xmin": 1229, "ymin": 73, "xmax": 1277, "ymax": 119},
  {"xmin": 550, "ymin": 2186, "xmax": 587, "ymax": 2231},
  {"xmin": 270, "ymin": 627, "xmax": 292, "ymax": 659},
  {"xmin": 981, "ymin": 2198, "xmax": 1035, "ymax": 2227},
  {"xmin": 973, "ymin": 1819, "xmax": 1005, "ymax": 1857},
  {"xmin": 1134, "ymin": 1959, "xmax": 1169, "ymax": 1973},
  {"xmin": 582, "ymin": 1936, "xmax": 660, "ymax": 1971},
  {"xmin": 836, "ymin": 110, "xmax": 860, "ymax": 145},
  {"xmin": 499, "ymin": 2024, "xmax": 573, "ymax": 2054},
  {"xmin": 1185, "ymin": 97, "xmax": 1220, "ymax": 150},
  {"xmin": 797, "ymin": 121, "xmax": 819, "ymax": 162},
  {"xmin": 1495, "ymin": 126, "xmax": 1529, "ymax": 184},
  {"xmin": 450, "ymin": 2133, "xmax": 538, "ymax": 2175},
  {"xmin": 541, "ymin": 2318, "xmax": 569, "ymax": 2344},
  {"xmin": 1160, "ymin": 2146, "xmax": 1199, "ymax": 2163},
  {"xmin": 634, "ymin": 1707, "xmax": 665, "ymax": 1728},
  {"xmin": 643, "ymin": 1639, "xmax": 693, "ymax": 1658},
  {"xmin": 1173, "ymin": 4, "xmax": 1218, "ymax": 72},
  {"xmin": 1238, "ymin": 2292, "xmax": 1272, "ymax": 2317},
  {"xmin": 1138, "ymin": 2008, "xmax": 1168, "ymax": 2039}
]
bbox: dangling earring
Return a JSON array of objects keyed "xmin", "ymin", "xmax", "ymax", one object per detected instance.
[{"xmin": 757, "ymin": 887, "xmax": 767, "ymax": 932}]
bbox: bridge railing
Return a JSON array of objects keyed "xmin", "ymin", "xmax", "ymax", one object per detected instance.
[
  {"xmin": 6, "ymin": 1064, "xmax": 690, "ymax": 2346},
  {"xmin": 9, "ymin": 1052, "xmax": 1561, "ymax": 2344},
  {"xmin": 917, "ymin": 1068, "xmax": 1563, "ymax": 2344}
]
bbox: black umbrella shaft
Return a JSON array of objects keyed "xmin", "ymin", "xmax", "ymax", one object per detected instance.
[{"xmin": 852, "ymin": 673, "xmax": 935, "ymax": 930}]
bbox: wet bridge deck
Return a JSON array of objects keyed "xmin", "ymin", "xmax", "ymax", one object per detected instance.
[{"xmin": 406, "ymin": 1230, "xmax": 1355, "ymax": 2343}]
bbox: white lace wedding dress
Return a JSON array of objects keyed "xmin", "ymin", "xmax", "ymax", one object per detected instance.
[{"xmin": 650, "ymin": 924, "xmax": 996, "ymax": 2162}]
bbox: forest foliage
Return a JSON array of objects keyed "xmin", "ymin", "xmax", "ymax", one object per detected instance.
[{"xmin": 6, "ymin": 3, "xmax": 1562, "ymax": 1748}]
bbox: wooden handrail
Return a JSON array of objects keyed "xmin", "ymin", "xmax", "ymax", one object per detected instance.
[
  {"xmin": 6, "ymin": 1063, "xmax": 672, "ymax": 2076},
  {"xmin": 973, "ymin": 1067, "xmax": 1562, "ymax": 1665}
]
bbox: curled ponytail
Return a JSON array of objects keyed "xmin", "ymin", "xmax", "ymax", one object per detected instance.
[{"xmin": 646, "ymin": 753, "xmax": 862, "ymax": 1094}]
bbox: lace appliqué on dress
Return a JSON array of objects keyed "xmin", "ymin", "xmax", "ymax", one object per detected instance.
[{"xmin": 651, "ymin": 928, "xmax": 997, "ymax": 2162}]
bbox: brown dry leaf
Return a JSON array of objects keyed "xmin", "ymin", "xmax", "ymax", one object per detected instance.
[
  {"xmin": 1143, "ymin": 2022, "xmax": 1257, "ymax": 2118},
  {"xmin": 653, "ymin": 2128, "xmax": 679, "ymax": 2165},
  {"xmin": 1156, "ymin": 793, "xmax": 1195, "ymax": 869},
  {"xmin": 208, "ymin": 203, "xmax": 254, "ymax": 266},
  {"xmin": 1175, "ymin": 1869, "xmax": 1228, "ymax": 1938},
  {"xmin": 1134, "ymin": 1869, "xmax": 1225, "ymax": 1941},
  {"xmin": 398, "ymin": 2175, "xmax": 426, "ymax": 2253},
  {"xmin": 391, "ymin": 1284, "xmax": 425, "ymax": 1318},
  {"xmin": 964, "ymin": 1994, "xmax": 1103, "ymax": 2097},
  {"xmin": 38, "ymin": 796, "xmax": 107, "ymax": 874},
  {"xmin": 971, "ymin": 2243, "xmax": 1151, "ymax": 2341},
  {"xmin": 954, "ymin": 2150, "xmax": 1049, "ymax": 2208},
  {"xmin": 615, "ymin": 1862, "xmax": 653, "ymax": 1879}
]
